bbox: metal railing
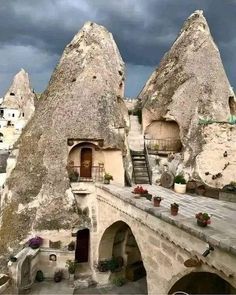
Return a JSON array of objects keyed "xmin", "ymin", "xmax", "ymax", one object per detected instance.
[
  {"xmin": 144, "ymin": 137, "xmax": 182, "ymax": 153},
  {"xmin": 144, "ymin": 139, "xmax": 152, "ymax": 185},
  {"xmin": 69, "ymin": 165, "xmax": 104, "ymax": 182}
]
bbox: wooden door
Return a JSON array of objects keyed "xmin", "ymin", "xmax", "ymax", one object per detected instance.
[
  {"xmin": 80, "ymin": 148, "xmax": 92, "ymax": 178},
  {"xmin": 75, "ymin": 229, "xmax": 89, "ymax": 263}
]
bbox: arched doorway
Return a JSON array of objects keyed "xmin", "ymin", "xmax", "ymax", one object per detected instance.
[
  {"xmin": 168, "ymin": 272, "xmax": 236, "ymax": 294},
  {"xmin": 98, "ymin": 221, "xmax": 147, "ymax": 293},
  {"xmin": 75, "ymin": 228, "xmax": 90, "ymax": 263},
  {"xmin": 144, "ymin": 120, "xmax": 182, "ymax": 153},
  {"xmin": 80, "ymin": 148, "xmax": 92, "ymax": 178}
]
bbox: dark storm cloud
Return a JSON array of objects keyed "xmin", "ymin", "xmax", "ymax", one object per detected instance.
[{"xmin": 0, "ymin": 0, "xmax": 235, "ymax": 97}]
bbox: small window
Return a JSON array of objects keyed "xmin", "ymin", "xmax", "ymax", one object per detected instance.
[
  {"xmin": 22, "ymin": 113, "xmax": 24, "ymax": 117},
  {"xmin": 10, "ymin": 92, "xmax": 15, "ymax": 96},
  {"xmin": 12, "ymin": 113, "xmax": 15, "ymax": 117}
]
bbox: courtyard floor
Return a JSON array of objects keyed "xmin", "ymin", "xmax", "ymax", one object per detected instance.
[
  {"xmin": 26, "ymin": 280, "xmax": 74, "ymax": 295},
  {"xmin": 74, "ymin": 277, "xmax": 147, "ymax": 294},
  {"xmin": 23, "ymin": 277, "xmax": 147, "ymax": 295}
]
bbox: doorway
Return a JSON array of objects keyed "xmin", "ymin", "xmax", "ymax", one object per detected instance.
[
  {"xmin": 80, "ymin": 148, "xmax": 92, "ymax": 178},
  {"xmin": 75, "ymin": 229, "xmax": 90, "ymax": 263}
]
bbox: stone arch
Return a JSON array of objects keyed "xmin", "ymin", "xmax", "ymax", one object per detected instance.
[
  {"xmin": 98, "ymin": 221, "xmax": 147, "ymax": 288},
  {"xmin": 168, "ymin": 271, "xmax": 236, "ymax": 294},
  {"xmin": 144, "ymin": 120, "xmax": 182, "ymax": 152}
]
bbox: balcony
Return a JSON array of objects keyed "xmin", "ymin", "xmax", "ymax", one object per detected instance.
[
  {"xmin": 144, "ymin": 137, "xmax": 182, "ymax": 154},
  {"xmin": 68, "ymin": 165, "xmax": 104, "ymax": 183}
]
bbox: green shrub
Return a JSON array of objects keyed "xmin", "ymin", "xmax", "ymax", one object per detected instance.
[
  {"xmin": 35, "ymin": 270, "xmax": 44, "ymax": 282},
  {"xmin": 112, "ymin": 277, "xmax": 126, "ymax": 287},
  {"xmin": 174, "ymin": 174, "xmax": 186, "ymax": 184}
]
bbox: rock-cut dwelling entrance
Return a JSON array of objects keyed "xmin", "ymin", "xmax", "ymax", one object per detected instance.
[{"xmin": 75, "ymin": 228, "xmax": 90, "ymax": 263}]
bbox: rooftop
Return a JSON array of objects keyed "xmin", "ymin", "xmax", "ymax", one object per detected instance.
[{"xmin": 97, "ymin": 184, "xmax": 236, "ymax": 255}]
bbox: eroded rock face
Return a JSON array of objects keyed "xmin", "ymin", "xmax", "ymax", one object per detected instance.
[
  {"xmin": 139, "ymin": 10, "xmax": 236, "ymax": 187},
  {"xmin": 1, "ymin": 69, "xmax": 35, "ymax": 120},
  {"xmin": 0, "ymin": 22, "xmax": 126, "ymax": 270}
]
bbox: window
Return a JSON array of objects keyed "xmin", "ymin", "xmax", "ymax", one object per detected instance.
[
  {"xmin": 12, "ymin": 113, "xmax": 15, "ymax": 117},
  {"xmin": 22, "ymin": 113, "xmax": 24, "ymax": 117}
]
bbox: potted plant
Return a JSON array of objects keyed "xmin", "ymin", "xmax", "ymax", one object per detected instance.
[
  {"xmin": 195, "ymin": 212, "xmax": 211, "ymax": 227},
  {"xmin": 54, "ymin": 270, "xmax": 63, "ymax": 282},
  {"xmin": 28, "ymin": 236, "xmax": 43, "ymax": 249},
  {"xmin": 132, "ymin": 186, "xmax": 148, "ymax": 198},
  {"xmin": 104, "ymin": 172, "xmax": 113, "ymax": 184},
  {"xmin": 170, "ymin": 203, "xmax": 179, "ymax": 216},
  {"xmin": 9, "ymin": 255, "xmax": 17, "ymax": 262},
  {"xmin": 35, "ymin": 270, "xmax": 44, "ymax": 282},
  {"xmin": 66, "ymin": 260, "xmax": 77, "ymax": 277},
  {"xmin": 153, "ymin": 196, "xmax": 163, "ymax": 207},
  {"xmin": 174, "ymin": 174, "xmax": 187, "ymax": 194}
]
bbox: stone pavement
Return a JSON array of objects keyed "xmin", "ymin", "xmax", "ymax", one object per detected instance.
[
  {"xmin": 28, "ymin": 280, "xmax": 74, "ymax": 295},
  {"xmin": 98, "ymin": 184, "xmax": 236, "ymax": 255}
]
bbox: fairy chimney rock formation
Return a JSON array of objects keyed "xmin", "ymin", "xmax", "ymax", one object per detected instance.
[
  {"xmin": 0, "ymin": 22, "xmax": 126, "ymax": 270},
  {"xmin": 1, "ymin": 69, "xmax": 35, "ymax": 120},
  {"xmin": 140, "ymin": 10, "xmax": 236, "ymax": 187}
]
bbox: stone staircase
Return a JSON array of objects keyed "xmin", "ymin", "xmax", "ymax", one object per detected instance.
[
  {"xmin": 128, "ymin": 115, "xmax": 151, "ymax": 184},
  {"xmin": 131, "ymin": 151, "xmax": 151, "ymax": 184},
  {"xmin": 128, "ymin": 115, "xmax": 144, "ymax": 151}
]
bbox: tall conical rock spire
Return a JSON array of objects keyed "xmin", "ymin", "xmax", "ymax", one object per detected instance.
[
  {"xmin": 0, "ymin": 22, "xmax": 126, "ymax": 270},
  {"xmin": 1, "ymin": 69, "xmax": 35, "ymax": 120},
  {"xmin": 140, "ymin": 10, "xmax": 236, "ymax": 187}
]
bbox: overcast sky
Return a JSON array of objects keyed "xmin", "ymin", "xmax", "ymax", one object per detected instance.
[{"xmin": 0, "ymin": 0, "xmax": 235, "ymax": 98}]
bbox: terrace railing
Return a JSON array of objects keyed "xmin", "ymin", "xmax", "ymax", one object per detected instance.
[
  {"xmin": 70, "ymin": 165, "xmax": 104, "ymax": 183},
  {"xmin": 144, "ymin": 137, "xmax": 182, "ymax": 153}
]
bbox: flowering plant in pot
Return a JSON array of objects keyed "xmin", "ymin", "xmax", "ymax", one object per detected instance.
[
  {"xmin": 195, "ymin": 212, "xmax": 211, "ymax": 227},
  {"xmin": 174, "ymin": 174, "xmax": 187, "ymax": 194},
  {"xmin": 170, "ymin": 203, "xmax": 179, "ymax": 216},
  {"xmin": 132, "ymin": 186, "xmax": 149, "ymax": 198},
  {"xmin": 153, "ymin": 196, "xmax": 163, "ymax": 207},
  {"xmin": 104, "ymin": 172, "xmax": 113, "ymax": 184},
  {"xmin": 28, "ymin": 236, "xmax": 43, "ymax": 249}
]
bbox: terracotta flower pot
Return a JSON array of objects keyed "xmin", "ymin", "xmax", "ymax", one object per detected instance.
[
  {"xmin": 171, "ymin": 207, "xmax": 178, "ymax": 216},
  {"xmin": 153, "ymin": 198, "xmax": 161, "ymax": 207},
  {"xmin": 197, "ymin": 219, "xmax": 208, "ymax": 227}
]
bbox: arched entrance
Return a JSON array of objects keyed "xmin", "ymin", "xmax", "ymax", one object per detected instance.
[
  {"xmin": 75, "ymin": 228, "xmax": 90, "ymax": 263},
  {"xmin": 168, "ymin": 272, "xmax": 236, "ymax": 294},
  {"xmin": 98, "ymin": 221, "xmax": 147, "ymax": 293},
  {"xmin": 80, "ymin": 148, "xmax": 92, "ymax": 178},
  {"xmin": 144, "ymin": 120, "xmax": 182, "ymax": 153}
]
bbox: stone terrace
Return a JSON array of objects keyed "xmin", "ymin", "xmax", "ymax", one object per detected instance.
[{"xmin": 97, "ymin": 184, "xmax": 236, "ymax": 256}]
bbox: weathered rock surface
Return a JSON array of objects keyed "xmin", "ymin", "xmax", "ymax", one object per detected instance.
[
  {"xmin": 1, "ymin": 69, "xmax": 35, "ymax": 120},
  {"xmin": 139, "ymin": 10, "xmax": 236, "ymax": 187},
  {"xmin": 0, "ymin": 22, "xmax": 126, "ymax": 270}
]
